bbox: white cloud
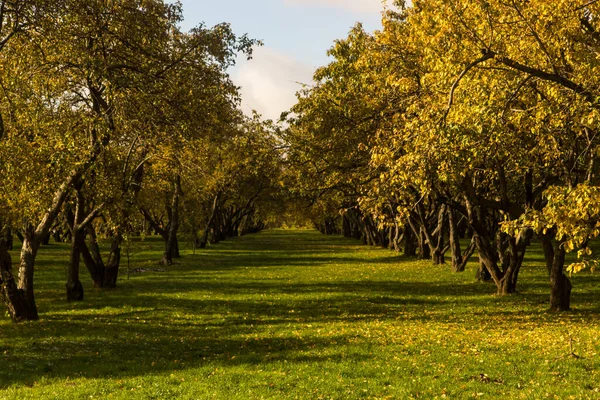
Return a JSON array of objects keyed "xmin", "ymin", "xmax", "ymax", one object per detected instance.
[
  {"xmin": 284, "ymin": 0, "xmax": 390, "ymax": 14},
  {"xmin": 233, "ymin": 46, "xmax": 315, "ymax": 121}
]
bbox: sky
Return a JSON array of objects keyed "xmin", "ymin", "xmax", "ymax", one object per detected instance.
[{"xmin": 174, "ymin": 0, "xmax": 392, "ymax": 121}]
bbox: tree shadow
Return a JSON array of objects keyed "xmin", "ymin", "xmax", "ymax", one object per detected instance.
[{"xmin": 3, "ymin": 230, "xmax": 600, "ymax": 389}]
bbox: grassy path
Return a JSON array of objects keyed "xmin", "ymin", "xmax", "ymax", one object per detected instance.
[{"xmin": 1, "ymin": 229, "xmax": 600, "ymax": 399}]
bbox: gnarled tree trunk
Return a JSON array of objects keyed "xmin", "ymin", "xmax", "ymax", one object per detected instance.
[
  {"xmin": 463, "ymin": 195, "xmax": 530, "ymax": 295},
  {"xmin": 0, "ymin": 233, "xmax": 31, "ymax": 322},
  {"xmin": 18, "ymin": 230, "xmax": 40, "ymax": 320}
]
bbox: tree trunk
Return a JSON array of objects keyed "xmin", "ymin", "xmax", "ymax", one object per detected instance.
[
  {"xmin": 380, "ymin": 226, "xmax": 390, "ymax": 249},
  {"xmin": 173, "ymin": 236, "xmax": 180, "ymax": 258},
  {"xmin": 478, "ymin": 240, "xmax": 520, "ymax": 295},
  {"xmin": 390, "ymin": 223, "xmax": 400, "ymax": 252},
  {"xmin": 0, "ymin": 235, "xmax": 31, "ymax": 322},
  {"xmin": 419, "ymin": 228, "xmax": 430, "ymax": 260},
  {"xmin": 465, "ymin": 197, "xmax": 529, "ymax": 294},
  {"xmin": 351, "ymin": 212, "xmax": 362, "ymax": 240},
  {"xmin": 18, "ymin": 231, "xmax": 39, "ymax": 320},
  {"xmin": 549, "ymin": 246, "xmax": 571, "ymax": 312},
  {"xmin": 52, "ymin": 229, "xmax": 62, "ymax": 243},
  {"xmin": 342, "ymin": 214, "xmax": 351, "ymax": 238},
  {"xmin": 448, "ymin": 208, "xmax": 462, "ymax": 271},
  {"xmin": 66, "ymin": 228, "xmax": 84, "ymax": 301},
  {"xmin": 103, "ymin": 234, "xmax": 121, "ymax": 288},
  {"xmin": 79, "ymin": 235, "xmax": 104, "ymax": 288},
  {"xmin": 402, "ymin": 225, "xmax": 417, "ymax": 256},
  {"xmin": 84, "ymin": 225, "xmax": 106, "ymax": 287},
  {"xmin": 498, "ymin": 269, "xmax": 518, "ymax": 295},
  {"xmin": 448, "ymin": 208, "xmax": 475, "ymax": 272},
  {"xmin": 65, "ymin": 182, "xmax": 104, "ymax": 299},
  {"xmin": 541, "ymin": 235, "xmax": 571, "ymax": 311},
  {"xmin": 430, "ymin": 205, "xmax": 447, "ymax": 265},
  {"xmin": 4, "ymin": 227, "xmax": 12, "ymax": 250},
  {"xmin": 162, "ymin": 176, "xmax": 181, "ymax": 266},
  {"xmin": 475, "ymin": 254, "xmax": 492, "ymax": 281},
  {"xmin": 41, "ymin": 232, "xmax": 51, "ymax": 246}
]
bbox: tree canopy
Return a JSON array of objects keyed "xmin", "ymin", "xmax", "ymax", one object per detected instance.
[
  {"xmin": 283, "ymin": 0, "xmax": 600, "ymax": 312},
  {"xmin": 3, "ymin": 0, "xmax": 600, "ymax": 322}
]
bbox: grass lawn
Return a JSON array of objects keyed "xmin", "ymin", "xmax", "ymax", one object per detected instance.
[{"xmin": 1, "ymin": 229, "xmax": 600, "ymax": 399}]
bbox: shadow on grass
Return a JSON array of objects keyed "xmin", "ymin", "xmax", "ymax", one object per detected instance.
[
  {"xmin": 4, "ymin": 281, "xmax": 600, "ymax": 389},
  {"xmin": 2, "ymin": 230, "xmax": 600, "ymax": 389},
  {"xmin": 0, "ymin": 323, "xmax": 368, "ymax": 388}
]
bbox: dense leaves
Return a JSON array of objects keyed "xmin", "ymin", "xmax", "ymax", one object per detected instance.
[
  {"xmin": 283, "ymin": 0, "xmax": 600, "ymax": 311},
  {"xmin": 0, "ymin": 0, "xmax": 274, "ymax": 320}
]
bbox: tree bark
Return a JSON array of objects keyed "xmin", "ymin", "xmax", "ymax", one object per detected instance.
[
  {"xmin": 402, "ymin": 225, "xmax": 417, "ymax": 256},
  {"xmin": 540, "ymin": 235, "xmax": 571, "ymax": 311},
  {"xmin": 465, "ymin": 197, "xmax": 529, "ymax": 295},
  {"xmin": 0, "ymin": 234, "xmax": 31, "ymax": 322},
  {"xmin": 419, "ymin": 228, "xmax": 430, "ymax": 260},
  {"xmin": 475, "ymin": 256, "xmax": 492, "ymax": 282},
  {"xmin": 79, "ymin": 234, "xmax": 104, "ymax": 288},
  {"xmin": 200, "ymin": 193, "xmax": 221, "ymax": 249},
  {"xmin": 65, "ymin": 184, "xmax": 104, "ymax": 300},
  {"xmin": 448, "ymin": 208, "xmax": 475, "ymax": 272},
  {"xmin": 83, "ymin": 224, "xmax": 106, "ymax": 287},
  {"xmin": 431, "ymin": 205, "xmax": 447, "ymax": 265},
  {"xmin": 342, "ymin": 214, "xmax": 351, "ymax": 238},
  {"xmin": 66, "ymin": 228, "xmax": 85, "ymax": 301},
  {"xmin": 162, "ymin": 176, "xmax": 181, "ymax": 266},
  {"xmin": 549, "ymin": 246, "xmax": 571, "ymax": 312},
  {"xmin": 476, "ymin": 233, "xmax": 525, "ymax": 295},
  {"xmin": 498, "ymin": 269, "xmax": 518, "ymax": 295},
  {"xmin": 103, "ymin": 233, "xmax": 121, "ymax": 288},
  {"xmin": 18, "ymin": 230, "xmax": 39, "ymax": 320},
  {"xmin": 4, "ymin": 227, "xmax": 12, "ymax": 250}
]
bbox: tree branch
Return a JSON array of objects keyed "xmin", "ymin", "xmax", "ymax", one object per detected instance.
[
  {"xmin": 489, "ymin": 51, "xmax": 597, "ymax": 106},
  {"xmin": 443, "ymin": 51, "xmax": 495, "ymax": 123}
]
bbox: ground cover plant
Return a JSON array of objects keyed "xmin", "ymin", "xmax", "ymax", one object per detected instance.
[{"xmin": 1, "ymin": 229, "xmax": 599, "ymax": 399}]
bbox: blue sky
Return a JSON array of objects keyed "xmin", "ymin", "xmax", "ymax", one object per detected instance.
[{"xmin": 174, "ymin": 0, "xmax": 390, "ymax": 120}]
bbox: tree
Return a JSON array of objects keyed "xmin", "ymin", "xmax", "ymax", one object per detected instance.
[{"xmin": 0, "ymin": 0, "xmax": 258, "ymax": 317}]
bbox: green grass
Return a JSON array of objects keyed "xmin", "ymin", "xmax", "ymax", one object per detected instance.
[{"xmin": 1, "ymin": 229, "xmax": 600, "ymax": 399}]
